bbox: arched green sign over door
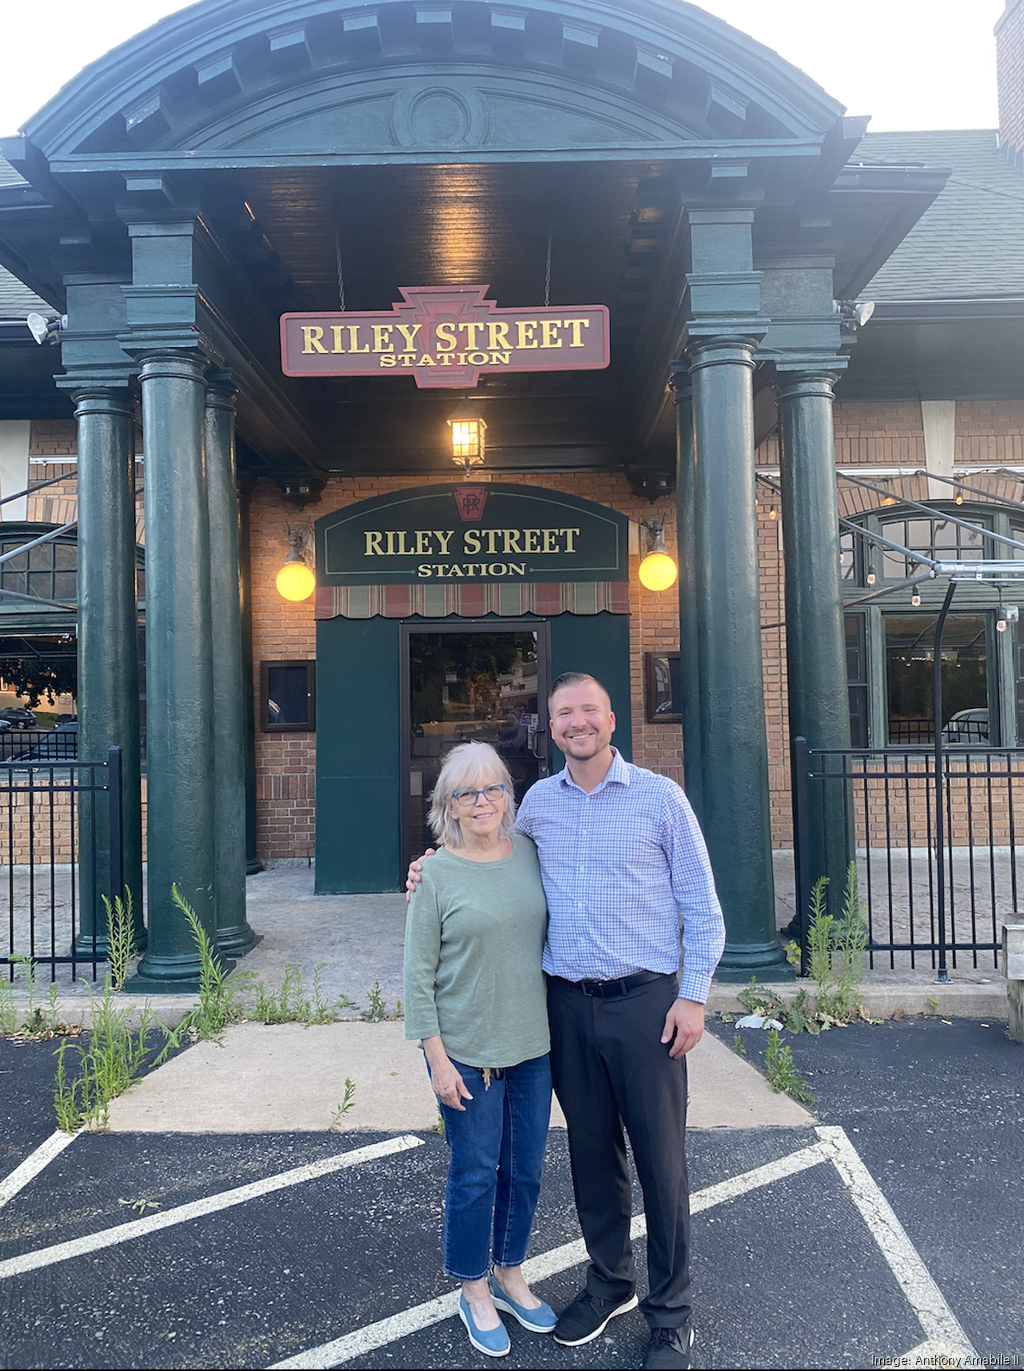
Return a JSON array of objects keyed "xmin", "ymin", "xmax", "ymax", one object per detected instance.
[{"xmin": 314, "ymin": 484, "xmax": 631, "ymax": 893}]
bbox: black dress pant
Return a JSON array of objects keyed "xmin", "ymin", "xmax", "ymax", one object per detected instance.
[{"xmin": 547, "ymin": 972, "xmax": 691, "ymax": 1329}]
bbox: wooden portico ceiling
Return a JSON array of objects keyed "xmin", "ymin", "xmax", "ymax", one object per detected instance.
[{"xmin": 0, "ymin": 0, "xmax": 933, "ymax": 484}]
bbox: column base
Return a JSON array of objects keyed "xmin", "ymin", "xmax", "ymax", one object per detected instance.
[
  {"xmin": 216, "ymin": 923, "xmax": 261, "ymax": 957},
  {"xmin": 132, "ymin": 949, "xmax": 235, "ymax": 986},
  {"xmin": 246, "ymin": 857, "xmax": 265, "ymax": 875},
  {"xmin": 714, "ymin": 939, "xmax": 794, "ymax": 982}
]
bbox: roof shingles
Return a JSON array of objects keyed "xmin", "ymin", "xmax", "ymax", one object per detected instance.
[{"xmin": 858, "ymin": 130, "xmax": 1024, "ymax": 301}]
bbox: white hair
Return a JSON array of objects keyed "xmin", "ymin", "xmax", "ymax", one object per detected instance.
[{"xmin": 428, "ymin": 741, "xmax": 517, "ymax": 849}]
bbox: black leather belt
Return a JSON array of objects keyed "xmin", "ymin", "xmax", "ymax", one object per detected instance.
[{"xmin": 568, "ymin": 970, "xmax": 668, "ymax": 998}]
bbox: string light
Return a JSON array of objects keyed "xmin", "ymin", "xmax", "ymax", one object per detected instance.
[
  {"xmin": 866, "ymin": 564, "xmax": 876, "ymax": 586},
  {"xmin": 911, "ymin": 588, "xmax": 921, "ymax": 606}
]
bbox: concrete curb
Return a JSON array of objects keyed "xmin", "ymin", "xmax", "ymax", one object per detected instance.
[
  {"xmin": 707, "ymin": 979, "xmax": 1007, "ymax": 1021},
  {"xmin": 12, "ymin": 976, "xmax": 1009, "ymax": 1032}
]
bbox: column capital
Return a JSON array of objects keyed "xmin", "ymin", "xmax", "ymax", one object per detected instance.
[
  {"xmin": 668, "ymin": 367, "xmax": 692, "ymax": 404},
  {"xmin": 685, "ymin": 333, "xmax": 762, "ymax": 371},
  {"xmin": 137, "ymin": 348, "xmax": 209, "ymax": 382},
  {"xmin": 68, "ymin": 385, "xmax": 136, "ymax": 420},
  {"xmin": 205, "ymin": 368, "xmax": 236, "ymax": 411},
  {"xmin": 775, "ymin": 369, "xmax": 841, "ymax": 402}
]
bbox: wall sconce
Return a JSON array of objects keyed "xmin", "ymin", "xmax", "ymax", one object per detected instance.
[
  {"xmin": 447, "ymin": 401, "xmax": 487, "ymax": 476},
  {"xmin": 276, "ymin": 523, "xmax": 315, "ymax": 602},
  {"xmin": 638, "ymin": 517, "xmax": 678, "ymax": 591}
]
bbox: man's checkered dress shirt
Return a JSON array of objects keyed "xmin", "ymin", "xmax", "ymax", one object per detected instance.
[{"xmin": 515, "ymin": 749, "xmax": 726, "ymax": 1003}]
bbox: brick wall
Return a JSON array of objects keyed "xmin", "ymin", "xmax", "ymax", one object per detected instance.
[
  {"xmin": 25, "ymin": 399, "xmax": 1024, "ymax": 864},
  {"xmin": 249, "ymin": 470, "xmax": 685, "ymax": 862},
  {"xmin": 997, "ymin": 0, "xmax": 1024, "ymax": 167}
]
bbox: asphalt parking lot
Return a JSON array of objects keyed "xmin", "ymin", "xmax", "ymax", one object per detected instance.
[{"xmin": 1, "ymin": 1016, "xmax": 1021, "ymax": 1371}]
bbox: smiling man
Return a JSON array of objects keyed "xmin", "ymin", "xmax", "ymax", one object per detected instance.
[{"xmin": 514, "ymin": 672, "xmax": 725, "ymax": 1370}]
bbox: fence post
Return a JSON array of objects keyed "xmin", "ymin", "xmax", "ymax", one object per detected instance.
[
  {"xmin": 792, "ymin": 736, "xmax": 811, "ymax": 977},
  {"xmin": 1003, "ymin": 924, "xmax": 1024, "ymax": 1043},
  {"xmin": 107, "ymin": 746, "xmax": 124, "ymax": 921}
]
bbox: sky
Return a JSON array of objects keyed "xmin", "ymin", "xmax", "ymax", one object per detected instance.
[{"xmin": 0, "ymin": 0, "xmax": 1009, "ymax": 138}]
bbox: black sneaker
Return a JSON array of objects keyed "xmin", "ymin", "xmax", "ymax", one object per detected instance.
[
  {"xmin": 642, "ymin": 1323, "xmax": 695, "ymax": 1369},
  {"xmin": 553, "ymin": 1289, "xmax": 639, "ymax": 1346}
]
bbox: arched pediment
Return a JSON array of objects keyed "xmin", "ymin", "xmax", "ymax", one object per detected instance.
[
  {"xmin": 24, "ymin": 0, "xmax": 845, "ymax": 163},
  {"xmin": 187, "ymin": 65, "xmax": 703, "ymax": 155}
]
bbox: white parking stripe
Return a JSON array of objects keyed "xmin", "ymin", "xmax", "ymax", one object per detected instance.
[
  {"xmin": 268, "ymin": 1141, "xmax": 832, "ymax": 1370},
  {"xmin": 0, "ymin": 1135, "xmax": 423, "ymax": 1281},
  {"xmin": 0, "ymin": 1130, "xmax": 78, "ymax": 1209},
  {"xmin": 817, "ymin": 1127, "xmax": 977, "ymax": 1359}
]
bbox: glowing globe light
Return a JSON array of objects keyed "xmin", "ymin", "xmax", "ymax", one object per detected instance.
[
  {"xmin": 638, "ymin": 550, "xmax": 678, "ymax": 592},
  {"xmin": 276, "ymin": 560, "xmax": 315, "ymax": 601}
]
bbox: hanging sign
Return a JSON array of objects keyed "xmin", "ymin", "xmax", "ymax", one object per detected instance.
[
  {"xmin": 281, "ymin": 285, "xmax": 609, "ymax": 389},
  {"xmin": 316, "ymin": 483, "xmax": 627, "ymax": 585}
]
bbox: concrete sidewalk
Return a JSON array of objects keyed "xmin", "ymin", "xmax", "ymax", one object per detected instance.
[
  {"xmin": 12, "ymin": 866, "xmax": 1011, "ymax": 1027},
  {"xmin": 104, "ymin": 1019, "xmax": 813, "ymax": 1133}
]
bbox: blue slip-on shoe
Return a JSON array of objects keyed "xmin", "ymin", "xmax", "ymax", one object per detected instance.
[
  {"xmin": 488, "ymin": 1274, "xmax": 558, "ymax": 1334},
  {"xmin": 458, "ymin": 1294, "xmax": 511, "ymax": 1358}
]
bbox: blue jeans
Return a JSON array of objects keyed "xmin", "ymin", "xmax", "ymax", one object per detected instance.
[{"xmin": 431, "ymin": 1054, "xmax": 552, "ymax": 1282}]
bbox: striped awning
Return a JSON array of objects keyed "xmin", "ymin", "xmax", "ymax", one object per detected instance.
[{"xmin": 315, "ymin": 580, "xmax": 630, "ymax": 619}]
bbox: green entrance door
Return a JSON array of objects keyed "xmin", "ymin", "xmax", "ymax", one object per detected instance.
[
  {"xmin": 402, "ymin": 622, "xmax": 550, "ymax": 863},
  {"xmin": 314, "ymin": 610, "xmax": 629, "ymax": 892}
]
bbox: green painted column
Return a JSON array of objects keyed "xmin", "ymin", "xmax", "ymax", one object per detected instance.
[
  {"xmin": 671, "ymin": 369, "xmax": 703, "ymax": 824},
  {"xmin": 689, "ymin": 336, "xmax": 786, "ymax": 976},
  {"xmin": 205, "ymin": 372, "xmax": 258, "ymax": 955},
  {"xmin": 72, "ymin": 387, "xmax": 145, "ymax": 955},
  {"xmin": 237, "ymin": 475, "xmax": 262, "ymax": 874},
  {"xmin": 134, "ymin": 351, "xmax": 218, "ymax": 983},
  {"xmin": 777, "ymin": 369, "xmax": 852, "ymax": 907}
]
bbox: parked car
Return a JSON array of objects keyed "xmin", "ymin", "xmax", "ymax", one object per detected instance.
[
  {"xmin": 0, "ymin": 719, "xmax": 10, "ymax": 734},
  {"xmin": 54, "ymin": 717, "xmax": 78, "ymax": 731},
  {"xmin": 0, "ymin": 707, "xmax": 36, "ymax": 729},
  {"xmin": 942, "ymin": 708, "xmax": 989, "ymax": 744}
]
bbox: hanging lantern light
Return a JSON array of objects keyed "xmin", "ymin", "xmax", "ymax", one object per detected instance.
[
  {"xmin": 638, "ymin": 517, "xmax": 678, "ymax": 591},
  {"xmin": 276, "ymin": 524, "xmax": 315, "ymax": 601},
  {"xmin": 447, "ymin": 401, "xmax": 487, "ymax": 476}
]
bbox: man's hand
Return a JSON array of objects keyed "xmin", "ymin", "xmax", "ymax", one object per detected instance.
[
  {"xmin": 660, "ymin": 997, "xmax": 704, "ymax": 1059},
  {"xmin": 405, "ymin": 848, "xmax": 436, "ymax": 902}
]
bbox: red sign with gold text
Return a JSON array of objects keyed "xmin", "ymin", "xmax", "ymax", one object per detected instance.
[{"xmin": 280, "ymin": 285, "xmax": 609, "ymax": 389}]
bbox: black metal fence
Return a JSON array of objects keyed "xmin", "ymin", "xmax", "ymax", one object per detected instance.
[
  {"xmin": 792, "ymin": 737, "xmax": 1024, "ymax": 975},
  {"xmin": 1, "ymin": 744, "xmax": 122, "ymax": 982}
]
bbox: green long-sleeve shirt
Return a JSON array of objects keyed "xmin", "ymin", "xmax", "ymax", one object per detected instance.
[{"xmin": 403, "ymin": 833, "xmax": 550, "ymax": 1068}]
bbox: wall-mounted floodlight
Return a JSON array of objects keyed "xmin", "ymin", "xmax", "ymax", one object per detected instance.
[{"xmin": 26, "ymin": 312, "xmax": 66, "ymax": 346}]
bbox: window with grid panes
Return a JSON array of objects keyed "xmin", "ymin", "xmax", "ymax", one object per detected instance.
[{"xmin": 0, "ymin": 534, "xmax": 77, "ymax": 601}]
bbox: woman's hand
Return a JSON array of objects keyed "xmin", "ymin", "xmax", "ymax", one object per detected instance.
[{"xmin": 423, "ymin": 1036, "xmax": 473, "ymax": 1111}]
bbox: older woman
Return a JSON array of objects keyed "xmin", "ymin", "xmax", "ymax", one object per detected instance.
[{"xmin": 404, "ymin": 741, "xmax": 556, "ymax": 1359}]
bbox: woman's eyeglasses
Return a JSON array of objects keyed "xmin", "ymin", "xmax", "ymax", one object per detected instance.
[{"xmin": 452, "ymin": 784, "xmax": 507, "ymax": 807}]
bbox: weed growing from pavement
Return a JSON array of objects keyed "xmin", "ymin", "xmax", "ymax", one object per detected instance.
[
  {"xmin": 363, "ymin": 980, "xmax": 402, "ymax": 1023},
  {"xmin": 252, "ymin": 963, "xmax": 358, "ymax": 1025},
  {"xmin": 806, "ymin": 864, "xmax": 868, "ymax": 1022},
  {"xmin": 2, "ymin": 955, "xmax": 69, "ymax": 1038},
  {"xmin": 172, "ymin": 886, "xmax": 255, "ymax": 1041},
  {"xmin": 53, "ymin": 984, "xmax": 177, "ymax": 1132},
  {"xmin": 103, "ymin": 889, "xmax": 139, "ymax": 991},
  {"xmin": 329, "ymin": 1078, "xmax": 357, "ymax": 1126},
  {"xmin": 118, "ymin": 1197, "xmax": 160, "ymax": 1215},
  {"xmin": 764, "ymin": 1028, "xmax": 814, "ymax": 1104},
  {"xmin": 737, "ymin": 980, "xmax": 785, "ymax": 1021}
]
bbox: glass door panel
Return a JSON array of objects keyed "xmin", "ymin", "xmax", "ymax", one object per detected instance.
[{"xmin": 407, "ymin": 629, "xmax": 547, "ymax": 862}]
